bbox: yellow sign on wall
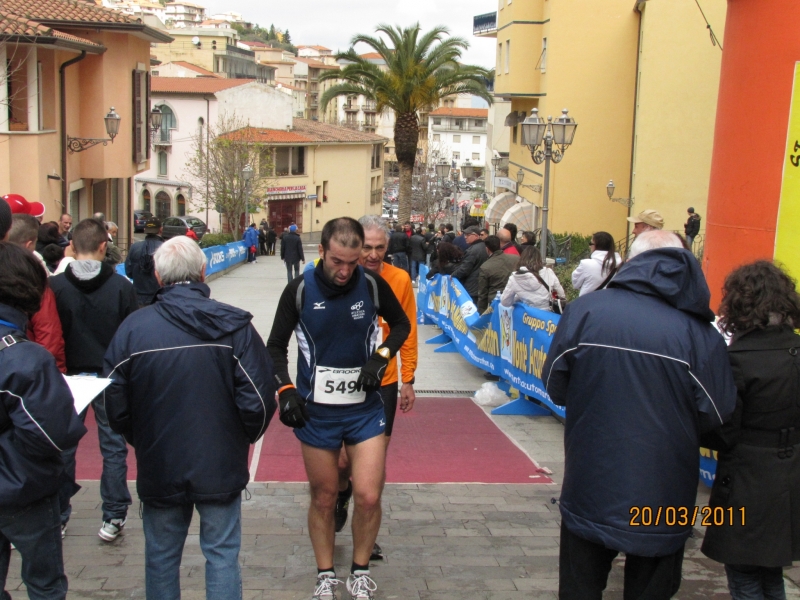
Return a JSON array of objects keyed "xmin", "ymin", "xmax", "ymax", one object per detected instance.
[{"xmin": 775, "ymin": 62, "xmax": 800, "ymax": 278}]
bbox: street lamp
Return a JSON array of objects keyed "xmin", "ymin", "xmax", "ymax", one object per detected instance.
[
  {"xmin": 605, "ymin": 179, "xmax": 634, "ymax": 207},
  {"xmin": 520, "ymin": 107, "xmax": 578, "ymax": 262},
  {"xmin": 242, "ymin": 164, "xmax": 253, "ymax": 229},
  {"xmin": 461, "ymin": 159, "xmax": 474, "ymax": 180},
  {"xmin": 516, "ymin": 168, "xmax": 542, "ymax": 193},
  {"xmin": 67, "ymin": 107, "xmax": 121, "ymax": 153},
  {"xmin": 149, "ymin": 106, "xmax": 163, "ymax": 146}
]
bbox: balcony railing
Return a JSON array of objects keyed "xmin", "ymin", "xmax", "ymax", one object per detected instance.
[
  {"xmin": 223, "ymin": 44, "xmax": 254, "ymax": 58},
  {"xmin": 363, "ymin": 101, "xmax": 377, "ymax": 112},
  {"xmin": 343, "ymin": 102, "xmax": 358, "ymax": 112},
  {"xmin": 473, "ymin": 12, "xmax": 497, "ymax": 36}
]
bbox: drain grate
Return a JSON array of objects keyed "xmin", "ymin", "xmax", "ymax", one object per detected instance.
[{"xmin": 414, "ymin": 389, "xmax": 476, "ymax": 396}]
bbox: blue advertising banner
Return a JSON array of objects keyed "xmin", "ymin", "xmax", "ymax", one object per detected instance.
[
  {"xmin": 115, "ymin": 241, "xmax": 248, "ymax": 278},
  {"xmin": 416, "ymin": 265, "xmax": 715, "ymax": 485},
  {"xmin": 417, "ymin": 266, "xmax": 564, "ymax": 418}
]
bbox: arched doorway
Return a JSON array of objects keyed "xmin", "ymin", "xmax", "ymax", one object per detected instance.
[
  {"xmin": 155, "ymin": 191, "xmax": 171, "ymax": 219},
  {"xmin": 142, "ymin": 189, "xmax": 151, "ymax": 212},
  {"xmin": 177, "ymin": 194, "xmax": 186, "ymax": 216}
]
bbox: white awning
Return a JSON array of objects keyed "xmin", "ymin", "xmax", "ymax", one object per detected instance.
[
  {"xmin": 500, "ymin": 200, "xmax": 539, "ymax": 232},
  {"xmin": 484, "ymin": 191, "xmax": 517, "ymax": 224}
]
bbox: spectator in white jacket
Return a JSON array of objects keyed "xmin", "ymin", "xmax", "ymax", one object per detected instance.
[
  {"xmin": 501, "ymin": 247, "xmax": 565, "ymax": 311},
  {"xmin": 571, "ymin": 231, "xmax": 622, "ymax": 296}
]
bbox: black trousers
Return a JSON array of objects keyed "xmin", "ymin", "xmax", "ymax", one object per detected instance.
[{"xmin": 559, "ymin": 522, "xmax": 684, "ymax": 600}]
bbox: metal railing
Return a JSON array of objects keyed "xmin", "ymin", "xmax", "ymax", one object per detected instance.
[{"xmin": 363, "ymin": 101, "xmax": 377, "ymax": 112}]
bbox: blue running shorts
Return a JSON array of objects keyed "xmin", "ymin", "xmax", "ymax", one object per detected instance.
[{"xmin": 295, "ymin": 401, "xmax": 386, "ymax": 450}]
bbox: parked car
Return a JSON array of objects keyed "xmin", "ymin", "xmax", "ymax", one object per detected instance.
[
  {"xmin": 161, "ymin": 215, "xmax": 207, "ymax": 241},
  {"xmin": 133, "ymin": 210, "xmax": 152, "ymax": 233}
]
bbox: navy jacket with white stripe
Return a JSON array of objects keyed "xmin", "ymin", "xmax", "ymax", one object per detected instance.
[
  {"xmin": 0, "ymin": 303, "xmax": 86, "ymax": 509},
  {"xmin": 103, "ymin": 283, "xmax": 276, "ymax": 507},
  {"xmin": 543, "ymin": 247, "xmax": 736, "ymax": 556}
]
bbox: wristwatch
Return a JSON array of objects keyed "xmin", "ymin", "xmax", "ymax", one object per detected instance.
[
  {"xmin": 376, "ymin": 347, "xmax": 391, "ymax": 360},
  {"xmin": 404, "ymin": 377, "xmax": 415, "ymax": 385}
]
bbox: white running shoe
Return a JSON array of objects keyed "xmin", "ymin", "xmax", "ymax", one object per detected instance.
[
  {"xmin": 312, "ymin": 573, "xmax": 341, "ymax": 600},
  {"xmin": 98, "ymin": 518, "xmax": 126, "ymax": 542},
  {"xmin": 346, "ymin": 572, "xmax": 377, "ymax": 599}
]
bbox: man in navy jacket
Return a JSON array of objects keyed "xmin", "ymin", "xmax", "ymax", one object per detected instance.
[
  {"xmin": 543, "ymin": 230, "xmax": 736, "ymax": 600},
  {"xmin": 104, "ymin": 236, "xmax": 276, "ymax": 599}
]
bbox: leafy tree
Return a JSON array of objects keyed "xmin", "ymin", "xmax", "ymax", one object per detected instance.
[
  {"xmin": 319, "ymin": 23, "xmax": 491, "ymax": 223},
  {"xmin": 183, "ymin": 113, "xmax": 274, "ymax": 238}
]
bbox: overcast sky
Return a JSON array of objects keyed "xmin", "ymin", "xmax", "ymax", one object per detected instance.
[{"xmin": 202, "ymin": 0, "xmax": 497, "ymax": 69}]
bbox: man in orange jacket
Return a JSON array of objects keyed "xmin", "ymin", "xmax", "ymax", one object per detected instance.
[{"xmin": 334, "ymin": 214, "xmax": 418, "ymax": 560}]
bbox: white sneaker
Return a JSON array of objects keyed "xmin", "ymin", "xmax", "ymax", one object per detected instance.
[
  {"xmin": 98, "ymin": 518, "xmax": 126, "ymax": 542},
  {"xmin": 312, "ymin": 573, "xmax": 340, "ymax": 600},
  {"xmin": 346, "ymin": 572, "xmax": 377, "ymax": 599}
]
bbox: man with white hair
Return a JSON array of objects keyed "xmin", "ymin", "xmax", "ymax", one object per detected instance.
[
  {"xmin": 627, "ymin": 209, "xmax": 665, "ymax": 237},
  {"xmin": 542, "ymin": 229, "xmax": 737, "ymax": 599},
  {"xmin": 103, "ymin": 236, "xmax": 277, "ymax": 599}
]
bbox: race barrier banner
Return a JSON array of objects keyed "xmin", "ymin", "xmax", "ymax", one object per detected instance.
[
  {"xmin": 115, "ymin": 241, "xmax": 248, "ymax": 278},
  {"xmin": 416, "ymin": 265, "xmax": 716, "ymax": 485},
  {"xmin": 416, "ymin": 266, "xmax": 564, "ymax": 419}
]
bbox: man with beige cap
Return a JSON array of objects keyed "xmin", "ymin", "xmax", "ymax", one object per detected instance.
[{"xmin": 627, "ymin": 209, "xmax": 664, "ymax": 237}]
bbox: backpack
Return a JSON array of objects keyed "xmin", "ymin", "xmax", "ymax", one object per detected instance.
[
  {"xmin": 0, "ymin": 334, "xmax": 26, "ymax": 433},
  {"xmin": 139, "ymin": 240, "xmax": 158, "ymax": 275}
]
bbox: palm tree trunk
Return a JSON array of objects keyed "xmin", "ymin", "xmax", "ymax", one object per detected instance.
[{"xmin": 394, "ymin": 111, "xmax": 419, "ymax": 224}]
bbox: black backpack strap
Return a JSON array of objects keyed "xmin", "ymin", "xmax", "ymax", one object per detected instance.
[
  {"xmin": 0, "ymin": 335, "xmax": 26, "ymax": 350},
  {"xmin": 594, "ymin": 268, "xmax": 617, "ymax": 292},
  {"xmin": 295, "ymin": 279, "xmax": 305, "ymax": 314},
  {"xmin": 363, "ymin": 271, "xmax": 380, "ymax": 312},
  {"xmin": 530, "ymin": 269, "xmax": 551, "ymax": 292}
]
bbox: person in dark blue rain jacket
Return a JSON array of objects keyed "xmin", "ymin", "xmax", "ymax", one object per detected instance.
[
  {"xmin": 542, "ymin": 230, "xmax": 737, "ymax": 600},
  {"xmin": 242, "ymin": 222, "xmax": 259, "ymax": 263}
]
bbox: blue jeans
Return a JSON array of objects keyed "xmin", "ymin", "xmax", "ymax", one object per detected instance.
[
  {"xmin": 59, "ymin": 399, "xmax": 131, "ymax": 524},
  {"xmin": 286, "ymin": 261, "xmax": 300, "ymax": 283},
  {"xmin": 391, "ymin": 253, "xmax": 409, "ymax": 273},
  {"xmin": 0, "ymin": 494, "xmax": 67, "ymax": 599},
  {"xmin": 686, "ymin": 235, "xmax": 695, "ymax": 249},
  {"xmin": 143, "ymin": 497, "xmax": 242, "ymax": 600},
  {"xmin": 410, "ymin": 260, "xmax": 423, "ymax": 282},
  {"xmin": 725, "ymin": 564, "xmax": 786, "ymax": 600}
]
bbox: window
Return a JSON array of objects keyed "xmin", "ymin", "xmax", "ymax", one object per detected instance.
[
  {"xmin": 371, "ymin": 144, "xmax": 382, "ymax": 169},
  {"xmin": 497, "ymin": 43, "xmax": 502, "ymax": 74},
  {"xmin": 452, "ymin": 152, "xmax": 460, "ymax": 160},
  {"xmin": 384, "ymin": 146, "xmax": 390, "ymax": 154},
  {"xmin": 275, "ymin": 147, "xmax": 290, "ymax": 175},
  {"xmin": 158, "ymin": 151, "xmax": 167, "ymax": 176},
  {"xmin": 177, "ymin": 194, "xmax": 186, "ymax": 216},
  {"xmin": 505, "ymin": 40, "xmax": 511, "ymax": 74},
  {"xmin": 453, "ymin": 135, "xmax": 461, "ymax": 143},
  {"xmin": 512, "ymin": 125, "xmax": 518, "ymax": 144},
  {"xmin": 132, "ymin": 69, "xmax": 150, "ymax": 164},
  {"xmin": 291, "ymin": 147, "xmax": 305, "ymax": 175},
  {"xmin": 433, "ymin": 134, "xmax": 440, "ymax": 142},
  {"xmin": 69, "ymin": 190, "xmax": 80, "ymax": 221},
  {"xmin": 474, "ymin": 120, "xmax": 484, "ymax": 127},
  {"xmin": 472, "ymin": 153, "xmax": 480, "ymax": 160},
  {"xmin": 433, "ymin": 118, "xmax": 441, "ymax": 126},
  {"xmin": 472, "ymin": 136, "xmax": 481, "ymax": 145},
  {"xmin": 157, "ymin": 104, "xmax": 175, "ymax": 143}
]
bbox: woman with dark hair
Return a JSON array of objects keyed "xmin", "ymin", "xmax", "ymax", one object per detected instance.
[
  {"xmin": 36, "ymin": 222, "xmax": 62, "ymax": 255},
  {"xmin": 701, "ymin": 260, "xmax": 800, "ymax": 600},
  {"xmin": 571, "ymin": 231, "xmax": 621, "ymax": 295},
  {"xmin": 0, "ymin": 242, "xmax": 86, "ymax": 598},
  {"xmin": 500, "ymin": 246, "xmax": 565, "ymax": 311},
  {"xmin": 520, "ymin": 231, "xmax": 536, "ymax": 247},
  {"xmin": 426, "ymin": 241, "xmax": 463, "ymax": 279}
]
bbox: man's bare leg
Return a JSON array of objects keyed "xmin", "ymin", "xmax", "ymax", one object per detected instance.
[
  {"xmin": 300, "ymin": 443, "xmax": 340, "ymax": 569},
  {"xmin": 346, "ymin": 434, "xmax": 387, "ymax": 566}
]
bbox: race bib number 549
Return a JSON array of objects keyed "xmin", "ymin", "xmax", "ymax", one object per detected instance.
[{"xmin": 314, "ymin": 366, "xmax": 366, "ymax": 405}]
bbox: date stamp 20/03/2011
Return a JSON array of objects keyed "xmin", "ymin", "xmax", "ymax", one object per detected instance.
[{"xmin": 629, "ymin": 506, "xmax": 745, "ymax": 527}]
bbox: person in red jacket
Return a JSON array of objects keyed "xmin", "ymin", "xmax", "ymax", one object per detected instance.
[{"xmin": 7, "ymin": 214, "xmax": 66, "ymax": 372}]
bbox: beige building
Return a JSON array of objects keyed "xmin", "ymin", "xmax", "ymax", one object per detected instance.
[
  {"xmin": 476, "ymin": 0, "xmax": 725, "ymax": 240},
  {"xmin": 0, "ymin": 0, "xmax": 170, "ymax": 248},
  {"xmin": 151, "ymin": 27, "xmax": 274, "ymax": 81}
]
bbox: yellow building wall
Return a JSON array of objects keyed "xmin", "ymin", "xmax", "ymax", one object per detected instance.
[
  {"xmin": 152, "ymin": 33, "xmax": 230, "ymax": 73},
  {"xmin": 300, "ymin": 144, "xmax": 382, "ymax": 236},
  {"xmin": 506, "ymin": 0, "xmax": 638, "ymax": 241},
  {"xmin": 493, "ymin": 0, "xmax": 545, "ymax": 98},
  {"xmin": 631, "ymin": 0, "xmax": 725, "ymax": 234}
]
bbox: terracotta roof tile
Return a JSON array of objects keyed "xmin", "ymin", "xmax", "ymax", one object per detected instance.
[
  {"xmin": 298, "ymin": 45, "xmax": 330, "ymax": 51},
  {"xmin": 292, "ymin": 56, "xmax": 339, "ymax": 70},
  {"xmin": 2, "ymin": 0, "xmax": 139, "ymax": 24},
  {"xmin": 429, "ymin": 107, "xmax": 489, "ymax": 118},
  {"xmin": 168, "ymin": 61, "xmax": 221, "ymax": 77},
  {"xmin": 151, "ymin": 77, "xmax": 255, "ymax": 94},
  {"xmin": 227, "ymin": 120, "xmax": 387, "ymax": 145},
  {"xmin": 240, "ymin": 40, "xmax": 269, "ymax": 48},
  {"xmin": 0, "ymin": 11, "xmax": 104, "ymax": 49},
  {"xmin": 359, "ymin": 52, "xmax": 383, "ymax": 60}
]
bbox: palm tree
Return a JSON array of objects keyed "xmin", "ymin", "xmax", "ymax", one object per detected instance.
[{"xmin": 319, "ymin": 23, "xmax": 492, "ymax": 224}]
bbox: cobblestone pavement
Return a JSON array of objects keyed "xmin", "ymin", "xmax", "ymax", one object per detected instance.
[{"xmin": 8, "ymin": 254, "xmax": 796, "ymax": 599}]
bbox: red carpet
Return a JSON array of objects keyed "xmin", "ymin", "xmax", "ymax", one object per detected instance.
[
  {"xmin": 76, "ymin": 398, "xmax": 552, "ymax": 485},
  {"xmin": 255, "ymin": 398, "xmax": 552, "ymax": 484}
]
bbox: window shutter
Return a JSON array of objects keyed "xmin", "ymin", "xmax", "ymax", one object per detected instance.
[
  {"xmin": 145, "ymin": 72, "xmax": 151, "ymax": 160},
  {"xmin": 132, "ymin": 70, "xmax": 142, "ymax": 164}
]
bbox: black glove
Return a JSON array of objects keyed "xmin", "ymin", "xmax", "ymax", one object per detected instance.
[
  {"xmin": 357, "ymin": 352, "xmax": 390, "ymax": 392},
  {"xmin": 278, "ymin": 387, "xmax": 309, "ymax": 429}
]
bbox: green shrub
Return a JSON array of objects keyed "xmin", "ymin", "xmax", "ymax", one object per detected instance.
[{"xmin": 199, "ymin": 233, "xmax": 234, "ymax": 249}]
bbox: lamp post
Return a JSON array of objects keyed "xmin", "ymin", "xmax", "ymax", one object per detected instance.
[
  {"xmin": 67, "ymin": 107, "xmax": 121, "ymax": 153},
  {"xmin": 605, "ymin": 179, "xmax": 634, "ymax": 207},
  {"xmin": 149, "ymin": 106, "xmax": 163, "ymax": 146},
  {"xmin": 461, "ymin": 159, "xmax": 474, "ymax": 181},
  {"xmin": 242, "ymin": 164, "xmax": 253, "ymax": 230},
  {"xmin": 520, "ymin": 108, "xmax": 578, "ymax": 262}
]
